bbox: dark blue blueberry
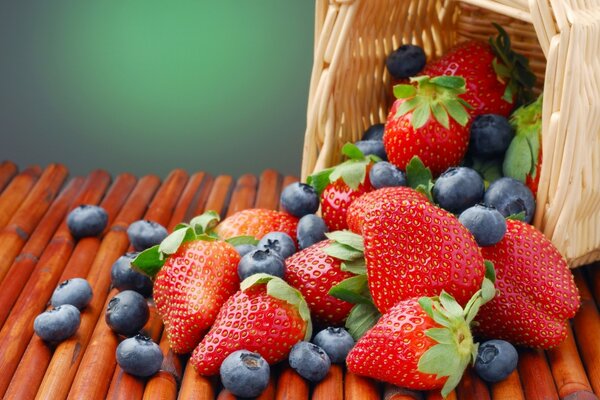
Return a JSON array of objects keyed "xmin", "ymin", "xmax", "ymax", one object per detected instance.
[
  {"xmin": 361, "ymin": 124, "xmax": 385, "ymax": 141},
  {"xmin": 369, "ymin": 161, "xmax": 407, "ymax": 189},
  {"xmin": 51, "ymin": 278, "xmax": 93, "ymax": 310},
  {"xmin": 474, "ymin": 339, "xmax": 518, "ymax": 383},
  {"xmin": 297, "ymin": 214, "xmax": 328, "ymax": 250},
  {"xmin": 280, "ymin": 182, "xmax": 320, "ymax": 218},
  {"xmin": 470, "ymin": 114, "xmax": 514, "ymax": 158},
  {"xmin": 483, "ymin": 177, "xmax": 536, "ymax": 223},
  {"xmin": 433, "ymin": 167, "xmax": 485, "ymax": 214},
  {"xmin": 313, "ymin": 327, "xmax": 355, "ymax": 364},
  {"xmin": 386, "ymin": 44, "xmax": 426, "ymax": 79},
  {"xmin": 459, "ymin": 204, "xmax": 507, "ymax": 246},
  {"xmin": 67, "ymin": 205, "xmax": 108, "ymax": 239},
  {"xmin": 127, "ymin": 220, "xmax": 168, "ymax": 251},
  {"xmin": 34, "ymin": 304, "xmax": 80, "ymax": 343},
  {"xmin": 105, "ymin": 290, "xmax": 150, "ymax": 337},
  {"xmin": 354, "ymin": 140, "xmax": 387, "ymax": 161},
  {"xmin": 238, "ymin": 249, "xmax": 285, "ymax": 281},
  {"xmin": 234, "ymin": 244, "xmax": 257, "ymax": 257},
  {"xmin": 116, "ymin": 334, "xmax": 163, "ymax": 377},
  {"xmin": 257, "ymin": 232, "xmax": 296, "ymax": 259},
  {"xmin": 289, "ymin": 341, "xmax": 331, "ymax": 382},
  {"xmin": 220, "ymin": 350, "xmax": 270, "ymax": 398},
  {"xmin": 111, "ymin": 252, "xmax": 153, "ymax": 297}
]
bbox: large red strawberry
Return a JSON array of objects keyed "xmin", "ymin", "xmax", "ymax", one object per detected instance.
[
  {"xmin": 214, "ymin": 208, "xmax": 298, "ymax": 242},
  {"xmin": 321, "ymin": 178, "xmax": 373, "ymax": 231},
  {"xmin": 347, "ymin": 289, "xmax": 490, "ymax": 397},
  {"xmin": 133, "ymin": 211, "xmax": 240, "ymax": 354},
  {"xmin": 476, "ymin": 219, "xmax": 580, "ymax": 348},
  {"xmin": 190, "ymin": 274, "xmax": 311, "ymax": 376},
  {"xmin": 360, "ymin": 187, "xmax": 485, "ymax": 312},
  {"xmin": 285, "ymin": 238, "xmax": 357, "ymax": 326}
]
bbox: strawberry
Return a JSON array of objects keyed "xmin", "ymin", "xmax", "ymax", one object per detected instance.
[
  {"xmin": 476, "ymin": 219, "xmax": 580, "ymax": 348},
  {"xmin": 347, "ymin": 289, "xmax": 493, "ymax": 397},
  {"xmin": 359, "ymin": 187, "xmax": 485, "ymax": 312},
  {"xmin": 214, "ymin": 208, "xmax": 298, "ymax": 242},
  {"xmin": 321, "ymin": 178, "xmax": 373, "ymax": 231},
  {"xmin": 285, "ymin": 238, "xmax": 357, "ymax": 326},
  {"xmin": 133, "ymin": 211, "xmax": 240, "ymax": 354},
  {"xmin": 190, "ymin": 274, "xmax": 312, "ymax": 376}
]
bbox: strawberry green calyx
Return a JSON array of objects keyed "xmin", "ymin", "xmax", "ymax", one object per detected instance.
[
  {"xmin": 405, "ymin": 156, "xmax": 434, "ymax": 202},
  {"xmin": 241, "ymin": 273, "xmax": 313, "ymax": 341},
  {"xmin": 394, "ymin": 75, "xmax": 472, "ymax": 130}
]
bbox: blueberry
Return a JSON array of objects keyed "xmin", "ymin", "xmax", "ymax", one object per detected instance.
[
  {"xmin": 257, "ymin": 232, "xmax": 296, "ymax": 259},
  {"xmin": 127, "ymin": 220, "xmax": 168, "ymax": 251},
  {"xmin": 361, "ymin": 124, "xmax": 385, "ymax": 141},
  {"xmin": 297, "ymin": 214, "xmax": 328, "ymax": 250},
  {"xmin": 354, "ymin": 140, "xmax": 387, "ymax": 161},
  {"xmin": 386, "ymin": 44, "xmax": 426, "ymax": 79},
  {"xmin": 433, "ymin": 167, "xmax": 485, "ymax": 214},
  {"xmin": 280, "ymin": 182, "xmax": 320, "ymax": 218},
  {"xmin": 313, "ymin": 327, "xmax": 355, "ymax": 363},
  {"xmin": 474, "ymin": 339, "xmax": 518, "ymax": 383},
  {"xmin": 67, "ymin": 205, "xmax": 108, "ymax": 239},
  {"xmin": 34, "ymin": 304, "xmax": 80, "ymax": 343},
  {"xmin": 220, "ymin": 350, "xmax": 270, "ymax": 398},
  {"xmin": 289, "ymin": 341, "xmax": 331, "ymax": 382},
  {"xmin": 105, "ymin": 290, "xmax": 150, "ymax": 337},
  {"xmin": 238, "ymin": 249, "xmax": 285, "ymax": 281},
  {"xmin": 470, "ymin": 114, "xmax": 514, "ymax": 158},
  {"xmin": 234, "ymin": 244, "xmax": 257, "ymax": 257},
  {"xmin": 459, "ymin": 205, "xmax": 507, "ymax": 246},
  {"xmin": 116, "ymin": 334, "xmax": 163, "ymax": 377},
  {"xmin": 51, "ymin": 278, "xmax": 93, "ymax": 310},
  {"xmin": 369, "ymin": 162, "xmax": 407, "ymax": 189},
  {"xmin": 111, "ymin": 252, "xmax": 153, "ymax": 297},
  {"xmin": 483, "ymin": 177, "xmax": 536, "ymax": 223}
]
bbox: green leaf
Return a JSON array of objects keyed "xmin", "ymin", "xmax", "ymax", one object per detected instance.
[
  {"xmin": 328, "ymin": 275, "xmax": 371, "ymax": 305},
  {"xmin": 430, "ymin": 76, "xmax": 466, "ymax": 90},
  {"xmin": 329, "ymin": 161, "xmax": 368, "ymax": 190},
  {"xmin": 465, "ymin": 297, "xmax": 482, "ymax": 325},
  {"xmin": 418, "ymin": 343, "xmax": 460, "ymax": 376},
  {"xmin": 425, "ymin": 327, "xmax": 454, "ymax": 344},
  {"xmin": 502, "ymin": 135, "xmax": 532, "ymax": 182},
  {"xmin": 225, "ymin": 236, "xmax": 259, "ymax": 246},
  {"xmin": 411, "ymin": 103, "xmax": 432, "ymax": 129},
  {"xmin": 393, "ymin": 84, "xmax": 417, "ymax": 99},
  {"xmin": 418, "ymin": 297, "xmax": 434, "ymax": 318},
  {"xmin": 442, "ymin": 98, "xmax": 470, "ymax": 127},
  {"xmin": 441, "ymin": 357, "xmax": 470, "ymax": 398},
  {"xmin": 439, "ymin": 291, "xmax": 464, "ymax": 318},
  {"xmin": 470, "ymin": 156, "xmax": 503, "ymax": 186},
  {"xmin": 172, "ymin": 223, "xmax": 189, "ymax": 231},
  {"xmin": 325, "ymin": 230, "xmax": 364, "ymax": 252},
  {"xmin": 190, "ymin": 210, "xmax": 220, "ymax": 235},
  {"xmin": 158, "ymin": 226, "xmax": 195, "ymax": 255},
  {"xmin": 395, "ymin": 97, "xmax": 420, "ymax": 118},
  {"xmin": 405, "ymin": 156, "xmax": 434, "ymax": 202},
  {"xmin": 431, "ymin": 308, "xmax": 452, "ymax": 328},
  {"xmin": 506, "ymin": 211, "xmax": 526, "ymax": 221},
  {"xmin": 484, "ymin": 260, "xmax": 496, "ymax": 283},
  {"xmin": 431, "ymin": 102, "xmax": 449, "ymax": 129},
  {"xmin": 345, "ymin": 303, "xmax": 381, "ymax": 341},
  {"xmin": 481, "ymin": 278, "xmax": 496, "ymax": 303},
  {"xmin": 341, "ymin": 259, "xmax": 367, "ymax": 275},
  {"xmin": 131, "ymin": 245, "xmax": 164, "ymax": 278},
  {"xmin": 342, "ymin": 142, "xmax": 366, "ymax": 160},
  {"xmin": 266, "ymin": 276, "xmax": 313, "ymax": 340},
  {"xmin": 307, "ymin": 167, "xmax": 335, "ymax": 195},
  {"xmin": 323, "ymin": 242, "xmax": 364, "ymax": 261}
]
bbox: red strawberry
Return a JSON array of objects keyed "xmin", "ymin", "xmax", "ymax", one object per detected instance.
[
  {"xmin": 190, "ymin": 274, "xmax": 311, "ymax": 376},
  {"xmin": 476, "ymin": 219, "xmax": 580, "ymax": 348},
  {"xmin": 360, "ymin": 187, "xmax": 485, "ymax": 312},
  {"xmin": 321, "ymin": 178, "xmax": 373, "ymax": 231},
  {"xmin": 214, "ymin": 208, "xmax": 298, "ymax": 242},
  {"xmin": 285, "ymin": 239, "xmax": 356, "ymax": 326},
  {"xmin": 347, "ymin": 290, "xmax": 487, "ymax": 397}
]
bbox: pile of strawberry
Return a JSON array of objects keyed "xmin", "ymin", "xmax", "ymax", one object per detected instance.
[{"xmin": 128, "ymin": 25, "xmax": 580, "ymax": 398}]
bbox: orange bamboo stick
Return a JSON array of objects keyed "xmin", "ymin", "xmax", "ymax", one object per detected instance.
[
  {"xmin": 456, "ymin": 367, "xmax": 491, "ymax": 400},
  {"xmin": 518, "ymin": 348, "xmax": 559, "ymax": 400},
  {"xmin": 143, "ymin": 169, "xmax": 188, "ymax": 224},
  {"xmin": 216, "ymin": 389, "xmax": 238, "ymax": 400},
  {"xmin": 591, "ymin": 264, "xmax": 600, "ymax": 306},
  {"xmin": 383, "ymin": 384, "xmax": 422, "ymax": 400},
  {"xmin": 312, "ymin": 364, "xmax": 343, "ymax": 400},
  {"xmin": 203, "ymin": 175, "xmax": 233, "ymax": 217},
  {"xmin": 141, "ymin": 371, "xmax": 178, "ymax": 400},
  {"xmin": 426, "ymin": 389, "xmax": 458, "ymax": 400},
  {"xmin": 345, "ymin": 371, "xmax": 380, "ymax": 400},
  {"xmin": 0, "ymin": 165, "xmax": 41, "ymax": 229},
  {"xmin": 257, "ymin": 379, "xmax": 276, "ymax": 400},
  {"xmin": 255, "ymin": 169, "xmax": 282, "ymax": 210},
  {"xmin": 177, "ymin": 367, "xmax": 215, "ymax": 400},
  {"xmin": 168, "ymin": 172, "xmax": 211, "ymax": 229},
  {"xmin": 226, "ymin": 173, "xmax": 257, "ymax": 216},
  {"xmin": 572, "ymin": 270, "xmax": 600, "ymax": 396},
  {"xmin": 0, "ymin": 160, "xmax": 18, "ymax": 192},
  {"xmin": 0, "ymin": 164, "xmax": 67, "ymax": 282},
  {"xmin": 275, "ymin": 366, "xmax": 310, "ymax": 400},
  {"xmin": 490, "ymin": 369, "xmax": 525, "ymax": 400}
]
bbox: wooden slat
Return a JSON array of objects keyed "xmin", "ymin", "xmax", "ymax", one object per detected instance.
[
  {"xmin": 384, "ymin": 385, "xmax": 422, "ymax": 400},
  {"xmin": 168, "ymin": 172, "xmax": 212, "ymax": 228},
  {"xmin": 226, "ymin": 173, "xmax": 257, "ymax": 216},
  {"xmin": 312, "ymin": 365, "xmax": 344, "ymax": 400},
  {"xmin": 345, "ymin": 371, "xmax": 380, "ymax": 400},
  {"xmin": 0, "ymin": 165, "xmax": 41, "ymax": 229},
  {"xmin": 255, "ymin": 169, "xmax": 283, "ymax": 210},
  {"xmin": 456, "ymin": 368, "xmax": 491, "ymax": 400},
  {"xmin": 276, "ymin": 366, "xmax": 310, "ymax": 400},
  {"xmin": 518, "ymin": 348, "xmax": 559, "ymax": 400},
  {"xmin": 204, "ymin": 175, "xmax": 233, "ymax": 218},
  {"xmin": 490, "ymin": 370, "xmax": 526, "ymax": 400},
  {"xmin": 0, "ymin": 160, "xmax": 18, "ymax": 192}
]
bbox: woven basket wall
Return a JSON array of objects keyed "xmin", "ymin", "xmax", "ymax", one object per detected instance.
[{"xmin": 301, "ymin": 0, "xmax": 600, "ymax": 268}]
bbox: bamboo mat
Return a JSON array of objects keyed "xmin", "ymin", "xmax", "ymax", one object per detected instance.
[{"xmin": 0, "ymin": 160, "xmax": 598, "ymax": 400}]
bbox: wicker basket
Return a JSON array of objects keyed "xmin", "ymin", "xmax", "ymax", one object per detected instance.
[{"xmin": 302, "ymin": 0, "xmax": 600, "ymax": 268}]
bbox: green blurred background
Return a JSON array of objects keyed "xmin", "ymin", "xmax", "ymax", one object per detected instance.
[{"xmin": 0, "ymin": 1, "xmax": 315, "ymax": 178}]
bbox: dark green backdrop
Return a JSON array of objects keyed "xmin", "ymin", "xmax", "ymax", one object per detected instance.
[{"xmin": 0, "ymin": 1, "xmax": 315, "ymax": 178}]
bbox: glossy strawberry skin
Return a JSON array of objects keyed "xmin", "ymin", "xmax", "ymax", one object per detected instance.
[
  {"xmin": 321, "ymin": 179, "xmax": 373, "ymax": 231},
  {"xmin": 190, "ymin": 285, "xmax": 308, "ymax": 376},
  {"xmin": 285, "ymin": 240, "xmax": 354, "ymax": 326},
  {"xmin": 361, "ymin": 188, "xmax": 485, "ymax": 313},
  {"xmin": 214, "ymin": 208, "xmax": 298, "ymax": 242},
  {"xmin": 476, "ymin": 220, "xmax": 579, "ymax": 348},
  {"xmin": 153, "ymin": 240, "xmax": 240, "ymax": 354},
  {"xmin": 347, "ymin": 297, "xmax": 445, "ymax": 390}
]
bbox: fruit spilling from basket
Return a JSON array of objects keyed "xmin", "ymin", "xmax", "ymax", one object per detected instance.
[{"xmin": 35, "ymin": 24, "xmax": 581, "ymax": 398}]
